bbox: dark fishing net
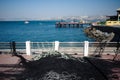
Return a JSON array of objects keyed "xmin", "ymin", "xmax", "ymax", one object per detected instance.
[{"xmin": 16, "ymin": 51, "xmax": 106, "ymax": 80}]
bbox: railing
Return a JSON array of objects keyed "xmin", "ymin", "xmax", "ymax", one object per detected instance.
[
  {"xmin": 31, "ymin": 42, "xmax": 55, "ymax": 54},
  {"xmin": 0, "ymin": 41, "xmax": 118, "ymax": 56},
  {"xmin": 89, "ymin": 42, "xmax": 117, "ymax": 55},
  {"xmin": 59, "ymin": 42, "xmax": 84, "ymax": 54},
  {"xmin": 0, "ymin": 42, "xmax": 26, "ymax": 54}
]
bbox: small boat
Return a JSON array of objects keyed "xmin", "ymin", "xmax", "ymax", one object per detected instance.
[{"xmin": 24, "ymin": 21, "xmax": 29, "ymax": 24}]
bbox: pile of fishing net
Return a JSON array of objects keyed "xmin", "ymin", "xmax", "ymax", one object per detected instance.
[{"xmin": 17, "ymin": 51, "xmax": 104, "ymax": 80}]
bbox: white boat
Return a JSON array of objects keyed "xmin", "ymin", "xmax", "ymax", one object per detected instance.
[{"xmin": 24, "ymin": 21, "xmax": 29, "ymax": 24}]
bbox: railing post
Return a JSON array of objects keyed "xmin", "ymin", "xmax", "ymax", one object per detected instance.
[
  {"xmin": 26, "ymin": 41, "xmax": 31, "ymax": 55},
  {"xmin": 11, "ymin": 41, "xmax": 17, "ymax": 55},
  {"xmin": 84, "ymin": 41, "xmax": 89, "ymax": 57},
  {"xmin": 55, "ymin": 41, "xmax": 59, "ymax": 51}
]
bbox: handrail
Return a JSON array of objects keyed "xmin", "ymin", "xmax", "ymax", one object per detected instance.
[{"xmin": 0, "ymin": 41, "xmax": 118, "ymax": 56}]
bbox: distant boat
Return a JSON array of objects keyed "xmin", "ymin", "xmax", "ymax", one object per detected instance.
[{"xmin": 24, "ymin": 21, "xmax": 29, "ymax": 24}]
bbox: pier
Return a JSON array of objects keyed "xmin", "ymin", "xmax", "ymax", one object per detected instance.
[{"xmin": 56, "ymin": 22, "xmax": 91, "ymax": 28}]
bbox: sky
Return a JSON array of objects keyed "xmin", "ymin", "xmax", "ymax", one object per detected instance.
[{"xmin": 0, "ymin": 0, "xmax": 120, "ymax": 20}]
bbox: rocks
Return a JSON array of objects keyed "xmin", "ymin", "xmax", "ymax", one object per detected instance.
[{"xmin": 84, "ymin": 27, "xmax": 115, "ymax": 42}]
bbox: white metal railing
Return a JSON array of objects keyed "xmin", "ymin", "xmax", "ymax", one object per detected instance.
[
  {"xmin": 59, "ymin": 42, "xmax": 84, "ymax": 55},
  {"xmin": 31, "ymin": 41, "xmax": 55, "ymax": 55},
  {"xmin": 0, "ymin": 41, "xmax": 118, "ymax": 56}
]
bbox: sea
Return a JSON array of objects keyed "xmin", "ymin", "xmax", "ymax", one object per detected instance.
[{"xmin": 0, "ymin": 20, "xmax": 94, "ymax": 42}]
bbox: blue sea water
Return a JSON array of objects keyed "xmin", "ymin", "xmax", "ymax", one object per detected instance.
[{"xmin": 0, "ymin": 21, "xmax": 93, "ymax": 42}]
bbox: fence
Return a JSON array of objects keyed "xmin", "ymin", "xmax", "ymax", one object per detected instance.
[
  {"xmin": 0, "ymin": 42, "xmax": 26, "ymax": 54},
  {"xmin": 0, "ymin": 41, "xmax": 118, "ymax": 56}
]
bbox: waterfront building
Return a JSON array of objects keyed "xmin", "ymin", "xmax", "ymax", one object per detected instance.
[{"xmin": 106, "ymin": 8, "xmax": 120, "ymax": 26}]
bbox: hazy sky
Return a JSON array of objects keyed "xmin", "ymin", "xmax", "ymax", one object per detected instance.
[{"xmin": 0, "ymin": 0, "xmax": 120, "ymax": 20}]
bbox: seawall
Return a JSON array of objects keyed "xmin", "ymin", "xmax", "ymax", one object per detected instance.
[{"xmin": 92, "ymin": 25, "xmax": 120, "ymax": 42}]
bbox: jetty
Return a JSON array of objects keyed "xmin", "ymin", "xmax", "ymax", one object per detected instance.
[{"xmin": 55, "ymin": 22, "xmax": 91, "ymax": 28}]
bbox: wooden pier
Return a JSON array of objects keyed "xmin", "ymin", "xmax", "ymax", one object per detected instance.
[{"xmin": 56, "ymin": 22, "xmax": 91, "ymax": 28}]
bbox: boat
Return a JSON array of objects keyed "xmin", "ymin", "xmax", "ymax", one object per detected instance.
[{"xmin": 24, "ymin": 21, "xmax": 29, "ymax": 24}]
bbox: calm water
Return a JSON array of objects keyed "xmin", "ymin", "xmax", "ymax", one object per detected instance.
[{"xmin": 0, "ymin": 21, "xmax": 93, "ymax": 42}]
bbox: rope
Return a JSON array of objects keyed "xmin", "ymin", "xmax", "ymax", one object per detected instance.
[{"xmin": 42, "ymin": 71, "xmax": 82, "ymax": 80}]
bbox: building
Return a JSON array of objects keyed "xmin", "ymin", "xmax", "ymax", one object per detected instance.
[{"xmin": 106, "ymin": 8, "xmax": 120, "ymax": 26}]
